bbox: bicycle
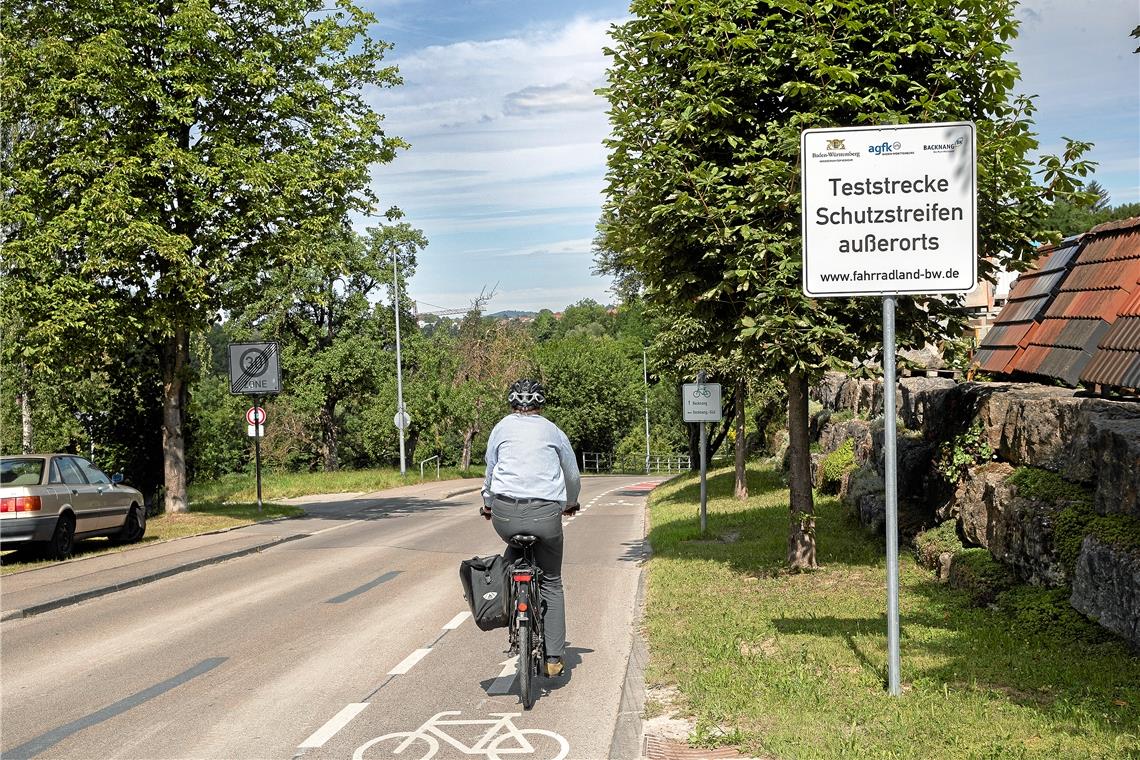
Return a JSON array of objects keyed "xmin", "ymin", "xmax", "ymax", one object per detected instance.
[
  {"xmin": 352, "ymin": 710, "xmax": 568, "ymax": 760},
  {"xmin": 506, "ymin": 533, "xmax": 545, "ymax": 710}
]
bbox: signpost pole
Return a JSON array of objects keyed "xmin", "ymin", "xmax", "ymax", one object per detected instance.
[
  {"xmin": 643, "ymin": 347, "xmax": 651, "ymax": 475},
  {"xmin": 883, "ymin": 296, "xmax": 901, "ymax": 695},
  {"xmin": 254, "ymin": 397, "xmax": 263, "ymax": 514},
  {"xmin": 697, "ymin": 370, "xmax": 708, "ymax": 534},
  {"xmin": 394, "ymin": 257, "xmax": 407, "ymax": 476}
]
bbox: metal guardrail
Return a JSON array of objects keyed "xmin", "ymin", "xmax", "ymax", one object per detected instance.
[
  {"xmin": 420, "ymin": 455, "xmax": 440, "ymax": 479},
  {"xmin": 581, "ymin": 452, "xmax": 701, "ymax": 475}
]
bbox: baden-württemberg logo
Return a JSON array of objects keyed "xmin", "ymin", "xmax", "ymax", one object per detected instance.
[
  {"xmin": 923, "ymin": 135, "xmax": 967, "ymax": 153},
  {"xmin": 812, "ymin": 137, "xmax": 860, "ymax": 162}
]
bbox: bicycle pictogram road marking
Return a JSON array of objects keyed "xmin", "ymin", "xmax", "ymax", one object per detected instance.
[{"xmin": 353, "ymin": 711, "xmax": 568, "ymax": 760}]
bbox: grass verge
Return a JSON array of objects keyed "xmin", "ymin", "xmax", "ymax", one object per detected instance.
[
  {"xmin": 645, "ymin": 461, "xmax": 1140, "ymax": 759},
  {"xmin": 187, "ymin": 466, "xmax": 482, "ymax": 502},
  {"xmin": 1, "ymin": 501, "xmax": 304, "ymax": 575}
]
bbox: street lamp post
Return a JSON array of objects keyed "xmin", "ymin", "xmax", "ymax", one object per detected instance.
[
  {"xmin": 393, "ymin": 256, "xmax": 407, "ymax": 476},
  {"xmin": 643, "ymin": 347, "xmax": 650, "ymax": 474}
]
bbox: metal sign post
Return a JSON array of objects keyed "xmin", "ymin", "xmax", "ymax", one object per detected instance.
[
  {"xmin": 683, "ymin": 371, "xmax": 722, "ymax": 534},
  {"xmin": 882, "ymin": 297, "xmax": 901, "ymax": 695},
  {"xmin": 253, "ymin": 401, "xmax": 263, "ymax": 513},
  {"xmin": 245, "ymin": 405, "xmax": 267, "ymax": 513},
  {"xmin": 800, "ymin": 121, "xmax": 977, "ymax": 696},
  {"xmin": 230, "ymin": 342, "xmax": 281, "ymax": 513}
]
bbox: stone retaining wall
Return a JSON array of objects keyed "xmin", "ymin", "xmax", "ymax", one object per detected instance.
[{"xmin": 811, "ymin": 372, "xmax": 1140, "ymax": 647}]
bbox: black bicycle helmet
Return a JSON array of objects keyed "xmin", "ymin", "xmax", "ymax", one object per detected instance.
[{"xmin": 508, "ymin": 378, "xmax": 546, "ymax": 411}]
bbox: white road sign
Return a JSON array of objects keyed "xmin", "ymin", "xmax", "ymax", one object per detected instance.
[
  {"xmin": 394, "ymin": 411, "xmax": 411, "ymax": 430},
  {"xmin": 682, "ymin": 383, "xmax": 722, "ymax": 422},
  {"xmin": 228, "ymin": 342, "xmax": 282, "ymax": 395},
  {"xmin": 246, "ymin": 407, "xmax": 267, "ymax": 426},
  {"xmin": 801, "ymin": 122, "xmax": 976, "ymax": 297},
  {"xmin": 247, "ymin": 424, "xmax": 265, "ymax": 437}
]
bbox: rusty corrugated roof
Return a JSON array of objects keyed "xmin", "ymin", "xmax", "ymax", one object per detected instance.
[{"xmin": 977, "ymin": 217, "xmax": 1140, "ymax": 392}]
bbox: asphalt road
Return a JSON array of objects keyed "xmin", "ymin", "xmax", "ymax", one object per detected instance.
[{"xmin": 0, "ymin": 475, "xmax": 662, "ymax": 760}]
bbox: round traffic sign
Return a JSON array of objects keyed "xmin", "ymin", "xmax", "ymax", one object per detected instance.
[
  {"xmin": 246, "ymin": 407, "xmax": 267, "ymax": 426},
  {"xmin": 393, "ymin": 411, "xmax": 411, "ymax": 430}
]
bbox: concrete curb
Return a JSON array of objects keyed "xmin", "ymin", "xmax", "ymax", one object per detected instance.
[
  {"xmin": 0, "ymin": 533, "xmax": 308, "ymax": 622},
  {"xmin": 443, "ymin": 485, "xmax": 482, "ymax": 499},
  {"xmin": 609, "ymin": 502, "xmax": 653, "ymax": 760}
]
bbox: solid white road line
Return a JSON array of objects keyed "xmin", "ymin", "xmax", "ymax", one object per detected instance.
[
  {"xmin": 298, "ymin": 703, "xmax": 370, "ymax": 748},
  {"xmin": 388, "ymin": 648, "xmax": 432, "ymax": 675},
  {"xmin": 443, "ymin": 611, "xmax": 470, "ymax": 630}
]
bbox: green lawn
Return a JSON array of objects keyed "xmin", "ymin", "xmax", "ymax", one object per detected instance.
[
  {"xmin": 644, "ymin": 462, "xmax": 1140, "ymax": 759},
  {"xmin": 187, "ymin": 466, "xmax": 482, "ymax": 503}
]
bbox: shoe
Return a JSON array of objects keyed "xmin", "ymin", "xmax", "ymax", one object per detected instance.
[{"xmin": 544, "ymin": 657, "xmax": 564, "ymax": 677}]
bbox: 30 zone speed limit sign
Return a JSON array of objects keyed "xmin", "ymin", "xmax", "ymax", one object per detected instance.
[{"xmin": 228, "ymin": 342, "xmax": 282, "ymax": 395}]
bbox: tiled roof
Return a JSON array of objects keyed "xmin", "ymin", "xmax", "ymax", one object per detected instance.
[
  {"xmin": 976, "ymin": 217, "xmax": 1140, "ymax": 392},
  {"xmin": 974, "ymin": 239, "xmax": 1079, "ymax": 374}
]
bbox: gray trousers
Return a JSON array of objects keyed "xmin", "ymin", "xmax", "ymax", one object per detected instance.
[{"xmin": 490, "ymin": 496, "xmax": 566, "ymax": 659}]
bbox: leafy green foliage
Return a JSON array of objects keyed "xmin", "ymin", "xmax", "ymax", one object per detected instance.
[
  {"xmin": 936, "ymin": 420, "xmax": 995, "ymax": 482},
  {"xmin": 599, "ymin": 0, "xmax": 1094, "ymax": 568},
  {"xmin": 1, "ymin": 0, "xmax": 406, "ymax": 508}
]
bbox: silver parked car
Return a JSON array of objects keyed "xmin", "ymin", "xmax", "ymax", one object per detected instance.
[{"xmin": 0, "ymin": 454, "xmax": 147, "ymax": 560}]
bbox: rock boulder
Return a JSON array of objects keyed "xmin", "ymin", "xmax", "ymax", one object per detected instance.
[{"xmin": 1070, "ymin": 536, "xmax": 1140, "ymax": 648}]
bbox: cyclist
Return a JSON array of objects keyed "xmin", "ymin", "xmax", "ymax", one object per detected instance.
[{"xmin": 480, "ymin": 378, "xmax": 581, "ymax": 678}]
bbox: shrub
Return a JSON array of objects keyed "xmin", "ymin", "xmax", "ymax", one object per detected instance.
[
  {"xmin": 948, "ymin": 548, "xmax": 1017, "ymax": 606},
  {"xmin": 913, "ymin": 520, "xmax": 962, "ymax": 570},
  {"xmin": 818, "ymin": 438, "xmax": 855, "ymax": 495}
]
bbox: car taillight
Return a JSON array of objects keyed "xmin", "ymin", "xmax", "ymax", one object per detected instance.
[{"xmin": 0, "ymin": 495, "xmax": 41, "ymax": 513}]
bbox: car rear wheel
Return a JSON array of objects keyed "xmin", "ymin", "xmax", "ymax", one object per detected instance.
[
  {"xmin": 112, "ymin": 505, "xmax": 146, "ymax": 544},
  {"xmin": 43, "ymin": 514, "xmax": 75, "ymax": 560}
]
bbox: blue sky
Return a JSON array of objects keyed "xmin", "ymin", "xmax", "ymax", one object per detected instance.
[{"xmin": 358, "ymin": 0, "xmax": 1140, "ymax": 314}]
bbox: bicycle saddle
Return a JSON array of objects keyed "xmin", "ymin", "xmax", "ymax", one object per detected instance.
[{"xmin": 508, "ymin": 534, "xmax": 540, "ymax": 547}]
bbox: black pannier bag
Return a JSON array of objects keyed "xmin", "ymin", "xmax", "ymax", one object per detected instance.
[{"xmin": 459, "ymin": 554, "xmax": 510, "ymax": 631}]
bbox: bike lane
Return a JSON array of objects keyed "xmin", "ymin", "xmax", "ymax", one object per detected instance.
[{"xmin": 292, "ymin": 475, "xmax": 663, "ymax": 760}]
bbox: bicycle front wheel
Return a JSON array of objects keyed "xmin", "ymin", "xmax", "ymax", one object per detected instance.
[{"xmin": 517, "ymin": 623, "xmax": 534, "ymax": 709}]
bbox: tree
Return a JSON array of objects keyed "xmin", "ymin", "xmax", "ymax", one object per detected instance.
[
  {"xmin": 600, "ymin": 0, "xmax": 1093, "ymax": 569},
  {"xmin": 453, "ymin": 307, "xmax": 536, "ymax": 470},
  {"xmin": 1, "ymin": 0, "xmax": 405, "ymax": 511},
  {"xmin": 538, "ymin": 337, "xmax": 643, "ymax": 456}
]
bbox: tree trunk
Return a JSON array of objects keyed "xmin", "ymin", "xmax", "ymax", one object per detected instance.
[
  {"xmin": 17, "ymin": 375, "xmax": 33, "ymax": 453},
  {"xmin": 319, "ymin": 400, "xmax": 339, "ymax": 471},
  {"xmin": 786, "ymin": 371, "xmax": 816, "ymax": 569},
  {"xmin": 162, "ymin": 327, "xmax": 190, "ymax": 514},
  {"xmin": 461, "ymin": 426, "xmax": 477, "ymax": 471},
  {"xmin": 734, "ymin": 380, "xmax": 747, "ymax": 500}
]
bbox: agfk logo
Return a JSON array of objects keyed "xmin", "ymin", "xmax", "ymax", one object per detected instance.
[{"xmin": 869, "ymin": 140, "xmax": 903, "ymax": 155}]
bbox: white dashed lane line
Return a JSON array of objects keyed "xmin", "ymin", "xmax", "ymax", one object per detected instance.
[
  {"xmin": 298, "ymin": 703, "xmax": 370, "ymax": 749},
  {"xmin": 388, "ymin": 648, "xmax": 432, "ymax": 675}
]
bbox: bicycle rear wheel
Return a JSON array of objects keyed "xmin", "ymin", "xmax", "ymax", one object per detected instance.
[{"xmin": 518, "ymin": 623, "xmax": 534, "ymax": 709}]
